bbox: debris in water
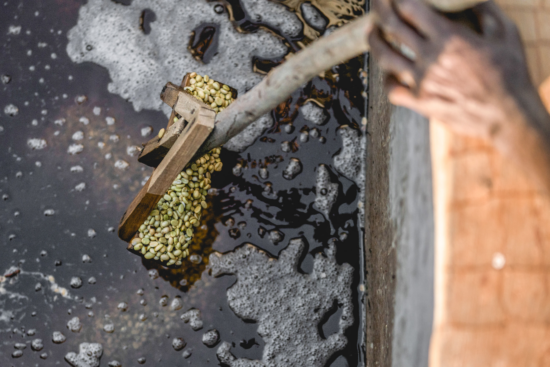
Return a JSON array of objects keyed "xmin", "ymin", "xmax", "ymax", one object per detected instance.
[
  {"xmin": 27, "ymin": 138, "xmax": 48, "ymax": 150},
  {"xmin": 67, "ymin": 317, "xmax": 82, "ymax": 333},
  {"xmin": 300, "ymin": 101, "xmax": 328, "ymax": 125},
  {"xmin": 181, "ymin": 308, "xmax": 203, "ymax": 331},
  {"xmin": 202, "ymin": 329, "xmax": 220, "ymax": 347},
  {"xmin": 70, "ymin": 277, "xmax": 83, "ymax": 289},
  {"xmin": 333, "ymin": 126, "xmax": 366, "ymax": 225},
  {"xmin": 64, "ymin": 342, "xmax": 103, "ymax": 367},
  {"xmin": 268, "ymin": 230, "xmax": 284, "ymax": 245},
  {"xmin": 282, "ymin": 158, "xmax": 302, "ymax": 180},
  {"xmin": 210, "ymin": 238, "xmax": 354, "ymax": 366},
  {"xmin": 172, "ymin": 337, "xmax": 186, "ymax": 351},
  {"xmin": 31, "ymin": 338, "xmax": 44, "ymax": 351},
  {"xmin": 4, "ymin": 104, "xmax": 19, "ymax": 116},
  {"xmin": 52, "ymin": 331, "xmax": 67, "ymax": 344},
  {"xmin": 314, "ymin": 164, "xmax": 338, "ymax": 218}
]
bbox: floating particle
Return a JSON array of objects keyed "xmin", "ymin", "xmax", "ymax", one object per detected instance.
[
  {"xmin": 138, "ymin": 313, "xmax": 147, "ymax": 322},
  {"xmin": 31, "ymin": 338, "xmax": 44, "ymax": 351},
  {"xmin": 27, "ymin": 329, "xmax": 36, "ymax": 336},
  {"xmin": 75, "ymin": 182, "xmax": 86, "ymax": 192},
  {"xmin": 1, "ymin": 75, "xmax": 12, "ymax": 84},
  {"xmin": 137, "ymin": 357, "xmax": 146, "ymax": 364},
  {"xmin": 282, "ymin": 158, "xmax": 302, "ymax": 180},
  {"xmin": 0, "ymin": 126, "xmax": 4, "ymax": 134},
  {"xmin": 137, "ymin": 288, "xmax": 144, "ymax": 296},
  {"xmin": 126, "ymin": 145, "xmax": 140, "ymax": 156},
  {"xmin": 202, "ymin": 329, "xmax": 220, "ymax": 347},
  {"xmin": 72, "ymin": 131, "xmax": 84, "ymax": 141},
  {"xmin": 70, "ymin": 165, "xmax": 84, "ymax": 173},
  {"xmin": 300, "ymin": 3, "xmax": 328, "ymax": 31},
  {"xmin": 268, "ymin": 230, "xmax": 285, "ymax": 245},
  {"xmin": 170, "ymin": 297, "xmax": 183, "ymax": 311},
  {"xmin": 68, "ymin": 144, "xmax": 84, "ymax": 155},
  {"xmin": 141, "ymin": 126, "xmax": 153, "ymax": 137},
  {"xmin": 114, "ymin": 160, "xmax": 129, "ymax": 170},
  {"xmin": 82, "ymin": 254, "xmax": 92, "ymax": 263},
  {"xmin": 117, "ymin": 302, "xmax": 128, "ymax": 312},
  {"xmin": 67, "ymin": 316, "xmax": 82, "ymax": 332},
  {"xmin": 87, "ymin": 229, "xmax": 96, "ymax": 238},
  {"xmin": 4, "ymin": 104, "xmax": 19, "ymax": 116},
  {"xmin": 44, "ymin": 209, "xmax": 55, "ymax": 216},
  {"xmin": 182, "ymin": 349, "xmax": 192, "ymax": 358},
  {"xmin": 159, "ymin": 296, "xmax": 169, "ymax": 307},
  {"xmin": 313, "ymin": 164, "xmax": 339, "ymax": 218},
  {"xmin": 88, "ymin": 277, "xmax": 97, "ymax": 284},
  {"xmin": 35, "ymin": 283, "xmax": 42, "ymax": 291},
  {"xmin": 181, "ymin": 309, "xmax": 203, "ymax": 331},
  {"xmin": 108, "ymin": 361, "xmax": 122, "ymax": 367},
  {"xmin": 232, "ymin": 163, "xmax": 243, "ymax": 176},
  {"xmin": 52, "ymin": 331, "xmax": 66, "ymax": 344},
  {"xmin": 65, "ymin": 343, "xmax": 103, "ymax": 367},
  {"xmin": 27, "ymin": 138, "xmax": 48, "ymax": 150},
  {"xmin": 70, "ymin": 277, "xmax": 83, "ymax": 289},
  {"xmin": 76, "ymin": 95, "xmax": 87, "ymax": 104},
  {"xmin": 14, "ymin": 342, "xmax": 26, "ymax": 350},
  {"xmin": 310, "ymin": 128, "xmax": 319, "ymax": 138},
  {"xmin": 8, "ymin": 26, "xmax": 21, "ymax": 35},
  {"xmin": 189, "ymin": 254, "xmax": 202, "ymax": 264},
  {"xmin": 109, "ymin": 134, "xmax": 119, "ymax": 143},
  {"xmin": 93, "ymin": 107, "xmax": 101, "ymax": 115},
  {"xmin": 12, "ymin": 350, "xmax": 23, "ymax": 358},
  {"xmin": 40, "ymin": 352, "xmax": 48, "ymax": 359},
  {"xmin": 284, "ymin": 124, "xmax": 294, "ymax": 133},
  {"xmin": 281, "ymin": 141, "xmax": 291, "ymax": 153},
  {"xmin": 259, "ymin": 167, "xmax": 268, "ymax": 179},
  {"xmin": 172, "ymin": 337, "xmax": 186, "ymax": 351},
  {"xmin": 229, "ymin": 228, "xmax": 241, "ymax": 239},
  {"xmin": 4, "ymin": 266, "xmax": 20, "ymax": 277},
  {"xmin": 105, "ymin": 116, "xmax": 115, "ymax": 125},
  {"xmin": 55, "ymin": 118, "xmax": 66, "ymax": 126},
  {"xmin": 79, "ymin": 116, "xmax": 89, "ymax": 125},
  {"xmin": 103, "ymin": 322, "xmax": 115, "ymax": 333},
  {"xmin": 148, "ymin": 269, "xmax": 159, "ymax": 279}
]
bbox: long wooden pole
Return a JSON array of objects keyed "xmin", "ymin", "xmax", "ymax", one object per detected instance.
[{"xmin": 199, "ymin": 0, "xmax": 485, "ymax": 154}]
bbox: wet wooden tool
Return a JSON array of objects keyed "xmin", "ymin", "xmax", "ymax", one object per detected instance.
[{"xmin": 118, "ymin": 73, "xmax": 235, "ymax": 242}]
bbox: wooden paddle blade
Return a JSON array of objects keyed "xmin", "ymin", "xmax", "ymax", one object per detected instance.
[{"xmin": 117, "ymin": 176, "xmax": 162, "ymax": 241}]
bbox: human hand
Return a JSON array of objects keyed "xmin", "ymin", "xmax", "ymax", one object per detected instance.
[{"xmin": 368, "ymin": 0, "xmax": 548, "ymax": 143}]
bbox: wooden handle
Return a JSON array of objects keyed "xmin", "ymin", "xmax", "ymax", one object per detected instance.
[{"xmin": 200, "ymin": 0, "xmax": 486, "ymax": 154}]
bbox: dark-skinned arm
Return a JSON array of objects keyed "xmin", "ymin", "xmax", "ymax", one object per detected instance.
[{"xmin": 368, "ymin": 0, "xmax": 550, "ymax": 194}]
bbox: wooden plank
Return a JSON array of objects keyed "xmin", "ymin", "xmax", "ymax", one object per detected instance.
[
  {"xmin": 149, "ymin": 107, "xmax": 216, "ymax": 195},
  {"xmin": 138, "ymin": 78, "xmax": 238, "ymax": 167},
  {"xmin": 117, "ymin": 176, "xmax": 162, "ymax": 241},
  {"xmin": 118, "ymin": 103, "xmax": 216, "ymax": 241}
]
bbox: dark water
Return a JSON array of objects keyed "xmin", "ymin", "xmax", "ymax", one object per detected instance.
[{"xmin": 0, "ymin": 0, "xmax": 366, "ymax": 366}]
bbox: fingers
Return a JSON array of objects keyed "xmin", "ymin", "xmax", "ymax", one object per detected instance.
[
  {"xmin": 470, "ymin": 0, "xmax": 509, "ymax": 38},
  {"xmin": 369, "ymin": 26, "xmax": 417, "ymax": 88},
  {"xmin": 373, "ymin": 0, "xmax": 425, "ymax": 55},
  {"xmin": 385, "ymin": 75, "xmax": 421, "ymax": 110},
  {"xmin": 393, "ymin": 0, "xmax": 447, "ymax": 39}
]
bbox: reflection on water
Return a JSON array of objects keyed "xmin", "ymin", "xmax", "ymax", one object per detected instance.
[{"xmin": 0, "ymin": 0, "xmax": 366, "ymax": 366}]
